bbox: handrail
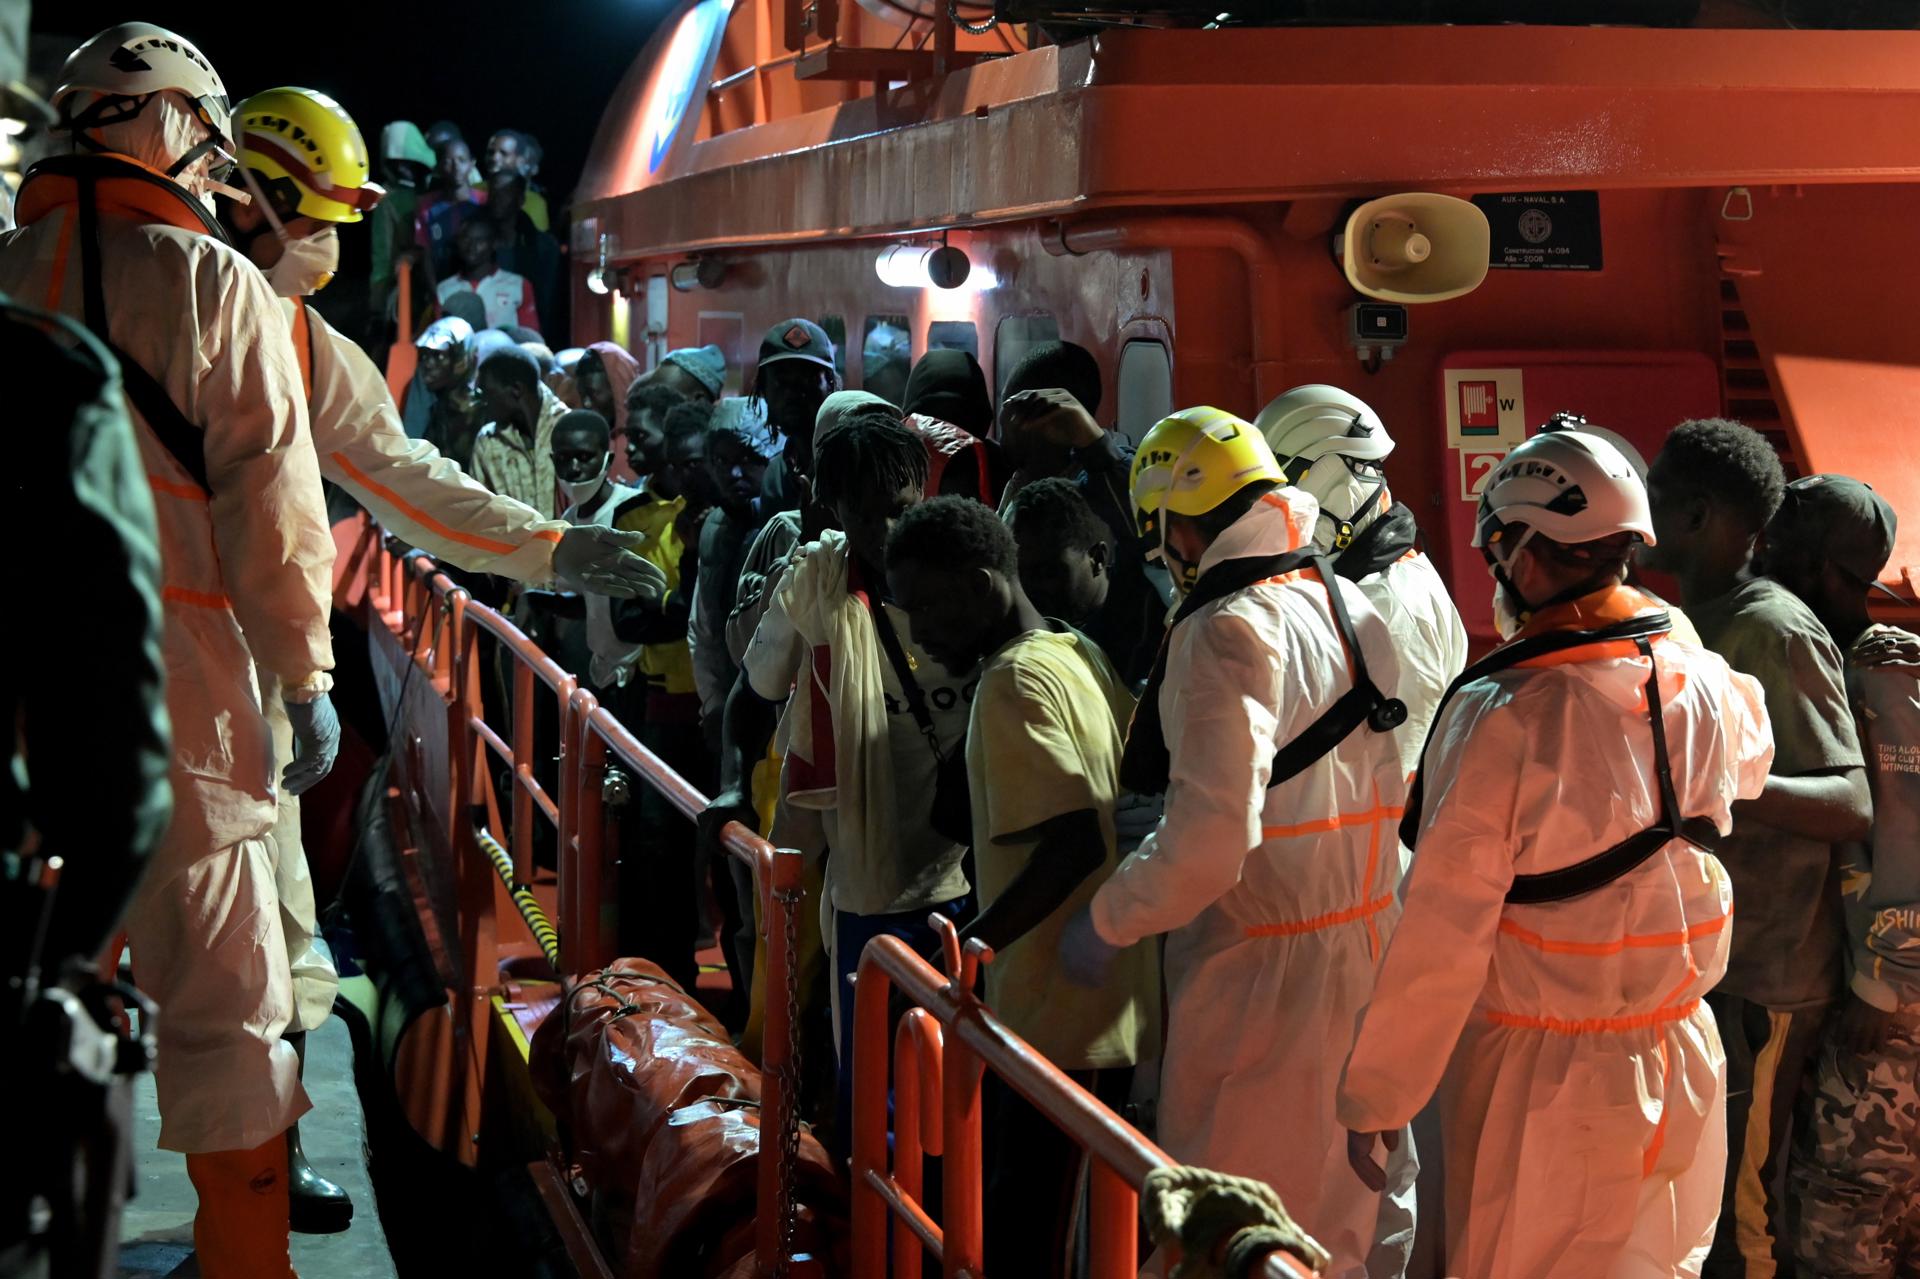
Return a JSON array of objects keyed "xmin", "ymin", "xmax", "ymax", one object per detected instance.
[
  {"xmin": 363, "ymin": 528, "xmax": 808, "ymax": 1277},
  {"xmin": 852, "ymin": 927, "xmax": 1316, "ymax": 1279}
]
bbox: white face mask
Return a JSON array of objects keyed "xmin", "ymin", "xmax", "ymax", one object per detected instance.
[
  {"xmin": 1491, "ymin": 577, "xmax": 1526, "ymax": 640},
  {"xmin": 266, "ymin": 226, "xmax": 339, "ymax": 297},
  {"xmin": 237, "ymin": 164, "xmax": 339, "ymax": 297},
  {"xmin": 561, "ymin": 456, "xmax": 611, "ymax": 510}
]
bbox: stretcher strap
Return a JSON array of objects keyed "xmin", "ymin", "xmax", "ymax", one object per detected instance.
[
  {"xmin": 74, "ymin": 174, "xmax": 211, "ymax": 495},
  {"xmin": 1505, "ymin": 636, "xmax": 1720, "ymax": 905},
  {"xmin": 1400, "ymin": 611, "xmax": 1676, "ymax": 850},
  {"xmin": 1120, "ymin": 549, "xmax": 1404, "ymax": 795}
]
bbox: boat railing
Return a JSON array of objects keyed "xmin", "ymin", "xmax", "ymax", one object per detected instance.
[
  {"xmin": 364, "ymin": 526, "xmax": 806, "ymax": 1275},
  {"xmin": 363, "ymin": 521, "xmax": 1318, "ymax": 1279},
  {"xmin": 851, "ymin": 920, "xmax": 1315, "ymax": 1279}
]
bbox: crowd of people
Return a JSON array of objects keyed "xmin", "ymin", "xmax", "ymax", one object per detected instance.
[{"xmin": 9, "ymin": 18, "xmax": 1920, "ymax": 1279}]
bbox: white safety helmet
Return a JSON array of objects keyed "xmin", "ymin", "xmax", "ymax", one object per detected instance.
[
  {"xmin": 1535, "ymin": 410, "xmax": 1649, "ymax": 480},
  {"xmin": 1474, "ymin": 428, "xmax": 1656, "ymax": 568},
  {"xmin": 1254, "ymin": 384, "xmax": 1395, "ymax": 478},
  {"xmin": 53, "ymin": 23, "xmax": 233, "ymax": 174},
  {"xmin": 1254, "ymin": 385, "xmax": 1396, "ymax": 552}
]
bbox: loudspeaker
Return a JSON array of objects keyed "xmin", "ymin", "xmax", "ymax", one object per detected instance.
[{"xmin": 1339, "ymin": 192, "xmax": 1491, "ymax": 304}]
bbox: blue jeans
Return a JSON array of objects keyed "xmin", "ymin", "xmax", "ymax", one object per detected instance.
[{"xmin": 832, "ymin": 895, "xmax": 972, "ymax": 1161}]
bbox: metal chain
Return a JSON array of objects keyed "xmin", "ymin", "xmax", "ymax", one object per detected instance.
[
  {"xmin": 772, "ymin": 885, "xmax": 804, "ymax": 1278},
  {"xmin": 949, "ymin": 0, "xmax": 999, "ymax": 35}
]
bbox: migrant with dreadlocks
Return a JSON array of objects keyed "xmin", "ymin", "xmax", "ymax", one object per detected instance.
[{"xmin": 699, "ymin": 397, "xmax": 975, "ymax": 1155}]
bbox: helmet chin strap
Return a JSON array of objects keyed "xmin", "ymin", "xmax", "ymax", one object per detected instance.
[
  {"xmin": 1147, "ymin": 426, "xmax": 1218, "ymax": 594},
  {"xmin": 1485, "ymin": 527, "xmax": 1624, "ymax": 629},
  {"xmin": 1324, "ymin": 475, "xmax": 1388, "ymax": 552}
]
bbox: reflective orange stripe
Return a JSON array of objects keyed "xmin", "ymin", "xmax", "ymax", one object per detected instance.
[
  {"xmin": 1261, "ymin": 798, "xmax": 1404, "ymax": 841},
  {"xmin": 147, "ymin": 474, "xmax": 209, "ymax": 503},
  {"xmin": 1246, "ymin": 892, "xmax": 1396, "ymax": 939},
  {"xmin": 1497, "ymin": 910, "xmax": 1730, "ymax": 958},
  {"xmin": 327, "ymin": 449, "xmax": 562, "ymax": 558},
  {"xmin": 162, "ymin": 586, "xmax": 232, "ymax": 609},
  {"xmin": 1485, "ymin": 997, "xmax": 1701, "ymax": 1037},
  {"xmin": 1259, "ymin": 490, "xmax": 1302, "ymax": 550},
  {"xmin": 1248, "ymin": 783, "xmax": 1403, "ymax": 942},
  {"xmin": 1361, "ymin": 780, "xmax": 1387, "ymax": 959},
  {"xmin": 1643, "ymin": 1040, "xmax": 1674, "ymax": 1178}
]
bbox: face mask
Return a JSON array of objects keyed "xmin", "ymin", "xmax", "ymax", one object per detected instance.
[
  {"xmin": 561, "ymin": 457, "xmax": 611, "ymax": 510},
  {"xmin": 1491, "ymin": 577, "xmax": 1526, "ymax": 640},
  {"xmin": 266, "ymin": 226, "xmax": 339, "ymax": 297},
  {"xmin": 238, "ymin": 164, "xmax": 339, "ymax": 296}
]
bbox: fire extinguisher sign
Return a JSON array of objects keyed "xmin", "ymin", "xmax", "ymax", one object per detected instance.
[
  {"xmin": 1459, "ymin": 449, "xmax": 1508, "ymax": 502},
  {"xmin": 1444, "ymin": 368, "xmax": 1526, "ymax": 447}
]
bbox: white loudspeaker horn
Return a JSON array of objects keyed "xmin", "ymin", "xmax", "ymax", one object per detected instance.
[{"xmin": 1340, "ymin": 193, "xmax": 1491, "ymax": 304}]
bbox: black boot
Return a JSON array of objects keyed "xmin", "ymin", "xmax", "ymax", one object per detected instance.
[{"xmin": 285, "ymin": 1031, "xmax": 354, "ymax": 1234}]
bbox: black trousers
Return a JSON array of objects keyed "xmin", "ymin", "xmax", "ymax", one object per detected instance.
[{"xmin": 982, "ymin": 1066, "xmax": 1135, "ymax": 1279}]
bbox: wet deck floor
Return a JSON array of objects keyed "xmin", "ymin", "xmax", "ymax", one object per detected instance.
[{"xmin": 116, "ymin": 1013, "xmax": 397, "ymax": 1279}]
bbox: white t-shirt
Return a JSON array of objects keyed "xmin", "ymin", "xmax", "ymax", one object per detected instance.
[
  {"xmin": 746, "ymin": 583, "xmax": 975, "ymax": 916},
  {"xmin": 437, "ymin": 268, "xmax": 534, "ymax": 331}
]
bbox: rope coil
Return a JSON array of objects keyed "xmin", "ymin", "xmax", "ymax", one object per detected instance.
[{"xmin": 1141, "ymin": 1165, "xmax": 1331, "ymax": 1278}]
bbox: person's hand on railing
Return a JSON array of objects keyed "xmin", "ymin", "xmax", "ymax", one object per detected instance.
[
  {"xmin": 552, "ymin": 525, "xmax": 668, "ymax": 600},
  {"xmin": 696, "ymin": 785, "xmax": 760, "ymax": 865},
  {"xmin": 1058, "ymin": 904, "xmax": 1120, "ymax": 988},
  {"xmin": 1345, "ymin": 1127, "xmax": 1401, "ymax": 1193}
]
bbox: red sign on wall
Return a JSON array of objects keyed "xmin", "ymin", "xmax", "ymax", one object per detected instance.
[{"xmin": 1458, "ymin": 380, "xmax": 1501, "ymax": 433}]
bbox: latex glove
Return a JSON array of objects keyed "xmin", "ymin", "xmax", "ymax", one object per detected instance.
[
  {"xmin": 282, "ymin": 695, "xmax": 341, "ymax": 796},
  {"xmin": 1113, "ymin": 790, "xmax": 1166, "ymax": 857},
  {"xmin": 1059, "ymin": 905, "xmax": 1121, "ymax": 988},
  {"xmin": 552, "ymin": 525, "xmax": 667, "ymax": 600},
  {"xmin": 1346, "ymin": 1128, "xmax": 1401, "ymax": 1192},
  {"xmin": 696, "ymin": 786, "xmax": 760, "ymax": 865}
]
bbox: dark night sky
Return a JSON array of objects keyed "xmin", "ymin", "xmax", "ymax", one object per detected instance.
[{"xmin": 33, "ymin": 2, "xmax": 674, "ymax": 228}]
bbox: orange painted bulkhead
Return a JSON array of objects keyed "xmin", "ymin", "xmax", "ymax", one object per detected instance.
[{"xmin": 573, "ymin": 7, "xmax": 1920, "ymax": 634}]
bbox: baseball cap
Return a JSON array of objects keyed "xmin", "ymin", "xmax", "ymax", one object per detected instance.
[
  {"xmin": 416, "ymin": 315, "xmax": 474, "ymax": 352},
  {"xmin": 756, "ymin": 318, "xmax": 836, "ymax": 373},
  {"xmin": 382, "ymin": 120, "xmax": 435, "ymax": 169},
  {"xmin": 1770, "ymin": 474, "xmax": 1899, "ymax": 590},
  {"xmin": 709, "ymin": 395, "xmax": 784, "ymax": 459}
]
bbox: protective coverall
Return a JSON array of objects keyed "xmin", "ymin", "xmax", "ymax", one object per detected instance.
[
  {"xmin": 1088, "ymin": 490, "xmax": 1416, "ymax": 1278},
  {"xmin": 1, "ymin": 106, "xmax": 336, "ymax": 1158},
  {"xmin": 1359, "ymin": 550, "xmax": 1467, "ymax": 781},
  {"xmin": 263, "ymin": 298, "xmax": 571, "ymax": 1029},
  {"xmin": 1338, "ymin": 587, "xmax": 1775, "ymax": 1278}
]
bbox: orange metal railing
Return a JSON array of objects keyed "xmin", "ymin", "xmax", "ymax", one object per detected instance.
[
  {"xmin": 364, "ymin": 525, "xmax": 1318, "ymax": 1279},
  {"xmin": 364, "ymin": 532, "xmax": 806, "ymax": 1277},
  {"xmin": 852, "ymin": 921, "xmax": 1315, "ymax": 1279}
]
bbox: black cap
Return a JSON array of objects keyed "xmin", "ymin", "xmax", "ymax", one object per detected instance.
[
  {"xmin": 1771, "ymin": 474, "xmax": 1899, "ymax": 588},
  {"xmin": 756, "ymin": 318, "xmax": 836, "ymax": 373}
]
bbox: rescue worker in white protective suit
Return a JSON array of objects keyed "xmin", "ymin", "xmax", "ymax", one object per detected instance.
[
  {"xmin": 1339, "ymin": 429, "xmax": 1776, "ymax": 1279},
  {"xmin": 0, "ymin": 23, "xmax": 336, "ymax": 1276},
  {"xmin": 1256, "ymin": 385, "xmax": 1468, "ymax": 778},
  {"xmin": 1058, "ymin": 407, "xmax": 1419, "ymax": 1278},
  {"xmin": 1256, "ymin": 384, "xmax": 1466, "ymax": 1276},
  {"xmin": 222, "ymin": 85, "xmax": 664, "ymax": 1232}
]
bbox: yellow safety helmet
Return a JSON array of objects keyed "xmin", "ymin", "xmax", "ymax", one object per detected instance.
[
  {"xmin": 235, "ymin": 87, "xmax": 384, "ymax": 223},
  {"xmin": 1130, "ymin": 406, "xmax": 1284, "ymax": 552}
]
